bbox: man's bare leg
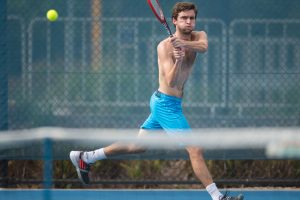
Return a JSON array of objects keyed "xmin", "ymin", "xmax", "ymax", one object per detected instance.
[
  {"xmin": 186, "ymin": 146, "xmax": 224, "ymax": 200},
  {"xmin": 103, "ymin": 129, "xmax": 148, "ymax": 157},
  {"xmin": 186, "ymin": 146, "xmax": 213, "ymax": 187},
  {"xmin": 69, "ymin": 129, "xmax": 149, "ymax": 184}
]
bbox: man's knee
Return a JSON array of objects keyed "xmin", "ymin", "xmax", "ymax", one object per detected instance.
[{"xmin": 129, "ymin": 144, "xmax": 146, "ymax": 154}]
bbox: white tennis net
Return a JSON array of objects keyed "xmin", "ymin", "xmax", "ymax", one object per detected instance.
[{"xmin": 0, "ymin": 127, "xmax": 299, "ymax": 160}]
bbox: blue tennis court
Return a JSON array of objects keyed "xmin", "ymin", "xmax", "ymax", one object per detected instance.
[{"xmin": 1, "ymin": 189, "xmax": 300, "ymax": 200}]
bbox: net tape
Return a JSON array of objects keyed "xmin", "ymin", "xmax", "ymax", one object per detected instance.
[{"xmin": 0, "ymin": 127, "xmax": 299, "ymax": 159}]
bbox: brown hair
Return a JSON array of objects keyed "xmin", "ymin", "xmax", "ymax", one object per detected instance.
[{"xmin": 172, "ymin": 2, "xmax": 198, "ymax": 20}]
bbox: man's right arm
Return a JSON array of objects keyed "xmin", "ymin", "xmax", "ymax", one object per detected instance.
[{"xmin": 157, "ymin": 41, "xmax": 184, "ymax": 87}]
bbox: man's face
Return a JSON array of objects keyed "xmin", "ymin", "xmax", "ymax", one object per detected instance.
[{"xmin": 173, "ymin": 10, "xmax": 196, "ymax": 34}]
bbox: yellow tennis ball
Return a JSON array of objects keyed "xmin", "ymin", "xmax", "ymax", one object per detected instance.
[{"xmin": 47, "ymin": 9, "xmax": 58, "ymax": 22}]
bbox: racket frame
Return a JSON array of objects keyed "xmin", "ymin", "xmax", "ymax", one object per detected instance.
[{"xmin": 147, "ymin": 0, "xmax": 173, "ymax": 36}]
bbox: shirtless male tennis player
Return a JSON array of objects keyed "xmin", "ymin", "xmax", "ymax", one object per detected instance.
[{"xmin": 70, "ymin": 2, "xmax": 243, "ymax": 200}]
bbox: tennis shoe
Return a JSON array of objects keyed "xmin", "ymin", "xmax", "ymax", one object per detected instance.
[
  {"xmin": 220, "ymin": 193, "xmax": 244, "ymax": 200},
  {"xmin": 69, "ymin": 151, "xmax": 91, "ymax": 185}
]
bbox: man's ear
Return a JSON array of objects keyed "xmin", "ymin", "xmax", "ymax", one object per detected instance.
[{"xmin": 172, "ymin": 17, "xmax": 177, "ymax": 26}]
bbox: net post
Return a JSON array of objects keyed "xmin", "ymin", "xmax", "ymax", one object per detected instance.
[
  {"xmin": 43, "ymin": 138, "xmax": 53, "ymax": 200},
  {"xmin": 0, "ymin": 0, "xmax": 8, "ymax": 188}
]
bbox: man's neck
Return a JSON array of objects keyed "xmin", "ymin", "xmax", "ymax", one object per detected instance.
[{"xmin": 174, "ymin": 31, "xmax": 192, "ymax": 40}]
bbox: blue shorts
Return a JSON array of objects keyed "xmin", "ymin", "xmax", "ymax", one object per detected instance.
[{"xmin": 141, "ymin": 90, "xmax": 191, "ymax": 136}]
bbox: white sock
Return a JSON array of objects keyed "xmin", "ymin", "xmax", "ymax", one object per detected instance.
[
  {"xmin": 206, "ymin": 183, "xmax": 223, "ymax": 200},
  {"xmin": 82, "ymin": 148, "xmax": 107, "ymax": 164}
]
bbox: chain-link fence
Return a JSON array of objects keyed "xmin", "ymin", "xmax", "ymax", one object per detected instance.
[
  {"xmin": 1, "ymin": 0, "xmax": 300, "ymax": 188},
  {"xmin": 3, "ymin": 0, "xmax": 300, "ymax": 129}
]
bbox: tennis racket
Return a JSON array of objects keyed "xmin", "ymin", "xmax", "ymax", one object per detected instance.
[{"xmin": 147, "ymin": 0, "xmax": 173, "ymax": 37}]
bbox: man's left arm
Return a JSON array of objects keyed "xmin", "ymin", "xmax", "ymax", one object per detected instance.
[{"xmin": 171, "ymin": 31, "xmax": 208, "ymax": 53}]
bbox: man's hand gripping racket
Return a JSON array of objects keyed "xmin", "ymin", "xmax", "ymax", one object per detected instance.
[{"xmin": 147, "ymin": 0, "xmax": 184, "ymax": 59}]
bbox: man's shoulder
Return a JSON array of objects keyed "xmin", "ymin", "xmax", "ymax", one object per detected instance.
[
  {"xmin": 158, "ymin": 37, "xmax": 169, "ymax": 45},
  {"xmin": 157, "ymin": 37, "xmax": 170, "ymax": 50},
  {"xmin": 192, "ymin": 30, "xmax": 207, "ymax": 35},
  {"xmin": 192, "ymin": 31, "xmax": 207, "ymax": 40}
]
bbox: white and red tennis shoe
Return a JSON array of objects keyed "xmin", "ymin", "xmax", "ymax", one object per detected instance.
[{"xmin": 69, "ymin": 151, "xmax": 91, "ymax": 185}]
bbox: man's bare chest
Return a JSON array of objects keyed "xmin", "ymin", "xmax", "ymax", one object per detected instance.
[{"xmin": 183, "ymin": 50, "xmax": 197, "ymax": 67}]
